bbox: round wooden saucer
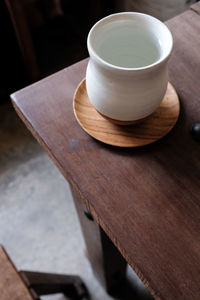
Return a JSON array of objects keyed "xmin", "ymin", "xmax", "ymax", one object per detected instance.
[{"xmin": 73, "ymin": 79, "xmax": 180, "ymax": 147}]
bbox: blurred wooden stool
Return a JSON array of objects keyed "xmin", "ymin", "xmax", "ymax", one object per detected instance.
[{"xmin": 0, "ymin": 245, "xmax": 89, "ymax": 300}]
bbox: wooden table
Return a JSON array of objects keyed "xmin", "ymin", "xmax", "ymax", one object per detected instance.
[{"xmin": 11, "ymin": 3, "xmax": 200, "ymax": 299}]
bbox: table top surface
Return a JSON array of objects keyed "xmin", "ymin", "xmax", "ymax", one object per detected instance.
[{"xmin": 11, "ymin": 3, "xmax": 200, "ymax": 300}]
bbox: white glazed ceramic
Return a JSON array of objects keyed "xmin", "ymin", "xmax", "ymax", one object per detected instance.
[{"xmin": 86, "ymin": 12, "xmax": 173, "ymax": 122}]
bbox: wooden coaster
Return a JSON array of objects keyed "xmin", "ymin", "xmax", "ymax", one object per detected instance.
[{"xmin": 73, "ymin": 79, "xmax": 180, "ymax": 147}]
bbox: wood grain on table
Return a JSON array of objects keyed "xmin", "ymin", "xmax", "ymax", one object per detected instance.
[{"xmin": 11, "ymin": 3, "xmax": 200, "ymax": 300}]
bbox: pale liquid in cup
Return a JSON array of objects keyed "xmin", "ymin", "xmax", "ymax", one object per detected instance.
[{"xmin": 94, "ymin": 24, "xmax": 162, "ymax": 68}]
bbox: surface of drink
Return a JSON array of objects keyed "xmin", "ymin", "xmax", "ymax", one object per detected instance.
[{"xmin": 96, "ymin": 25, "xmax": 161, "ymax": 68}]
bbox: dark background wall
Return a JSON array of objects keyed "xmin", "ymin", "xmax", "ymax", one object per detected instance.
[
  {"xmin": 0, "ymin": 0, "xmax": 115, "ymax": 103},
  {"xmin": 0, "ymin": 1, "xmax": 28, "ymax": 103}
]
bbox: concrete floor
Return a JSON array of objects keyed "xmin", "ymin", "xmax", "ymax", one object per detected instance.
[{"xmin": 0, "ymin": 101, "xmax": 155, "ymax": 300}]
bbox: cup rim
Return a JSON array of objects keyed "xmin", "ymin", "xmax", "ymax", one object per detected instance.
[{"xmin": 87, "ymin": 12, "xmax": 173, "ymax": 71}]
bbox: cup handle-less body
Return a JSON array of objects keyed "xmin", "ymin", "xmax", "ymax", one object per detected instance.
[
  {"xmin": 86, "ymin": 12, "xmax": 173, "ymax": 122},
  {"xmin": 86, "ymin": 58, "xmax": 169, "ymax": 121}
]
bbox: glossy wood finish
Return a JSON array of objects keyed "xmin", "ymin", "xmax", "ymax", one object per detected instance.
[
  {"xmin": 11, "ymin": 3, "xmax": 200, "ymax": 299},
  {"xmin": 73, "ymin": 79, "xmax": 180, "ymax": 147}
]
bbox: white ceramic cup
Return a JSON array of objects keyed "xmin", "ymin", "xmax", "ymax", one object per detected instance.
[{"xmin": 86, "ymin": 12, "xmax": 173, "ymax": 122}]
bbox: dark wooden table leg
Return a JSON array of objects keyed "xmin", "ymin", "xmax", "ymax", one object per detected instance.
[{"xmin": 71, "ymin": 187, "xmax": 127, "ymax": 295}]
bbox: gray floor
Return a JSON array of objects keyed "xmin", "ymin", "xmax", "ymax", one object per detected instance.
[{"xmin": 0, "ymin": 102, "xmax": 153, "ymax": 300}]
